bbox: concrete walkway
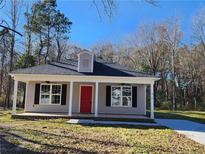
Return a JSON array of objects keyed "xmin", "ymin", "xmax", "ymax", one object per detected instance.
[
  {"xmin": 67, "ymin": 119, "xmax": 161, "ymax": 126},
  {"xmin": 156, "ymin": 119, "xmax": 205, "ymax": 145}
]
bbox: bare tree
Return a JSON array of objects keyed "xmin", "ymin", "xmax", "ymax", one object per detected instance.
[
  {"xmin": 192, "ymin": 7, "xmax": 205, "ymax": 70},
  {"xmin": 5, "ymin": 0, "xmax": 21, "ymax": 108},
  {"xmin": 92, "ymin": 0, "xmax": 157, "ymax": 20},
  {"xmin": 24, "ymin": 2, "xmax": 33, "ymax": 55},
  {"xmin": 162, "ymin": 17, "xmax": 182, "ymax": 110},
  {"xmin": 92, "ymin": 42, "xmax": 115, "ymax": 62},
  {"xmin": 0, "ymin": 42, "xmax": 7, "ymax": 97}
]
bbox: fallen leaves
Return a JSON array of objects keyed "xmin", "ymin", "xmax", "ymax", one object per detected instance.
[{"xmin": 0, "ymin": 111, "xmax": 205, "ymax": 154}]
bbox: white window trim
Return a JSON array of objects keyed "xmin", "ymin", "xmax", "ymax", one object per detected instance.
[
  {"xmin": 39, "ymin": 83, "xmax": 62, "ymax": 105},
  {"xmin": 111, "ymin": 85, "xmax": 132, "ymax": 107}
]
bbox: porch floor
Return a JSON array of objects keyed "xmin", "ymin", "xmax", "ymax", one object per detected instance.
[{"xmin": 14, "ymin": 112, "xmax": 150, "ymax": 120}]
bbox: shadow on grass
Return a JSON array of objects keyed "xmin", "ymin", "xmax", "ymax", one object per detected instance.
[
  {"xmin": 74, "ymin": 123, "xmax": 167, "ymax": 129},
  {"xmin": 0, "ymin": 123, "xmax": 168, "ymax": 154},
  {"xmin": 0, "ymin": 135, "xmax": 39, "ymax": 154},
  {"xmin": 2, "ymin": 130, "xmax": 97, "ymax": 154},
  {"xmin": 153, "ymin": 111, "xmax": 205, "ymax": 124},
  {"xmin": 23, "ymin": 128, "xmax": 131, "ymax": 147}
]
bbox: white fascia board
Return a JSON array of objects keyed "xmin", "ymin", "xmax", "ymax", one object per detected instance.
[
  {"xmin": 10, "ymin": 74, "xmax": 160, "ymax": 84},
  {"xmin": 91, "ymin": 54, "xmax": 94, "ymax": 72},
  {"xmin": 77, "ymin": 51, "xmax": 94, "ymax": 56}
]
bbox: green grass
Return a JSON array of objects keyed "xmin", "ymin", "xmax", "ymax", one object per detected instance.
[
  {"xmin": 11, "ymin": 109, "xmax": 155, "ymax": 123},
  {"xmin": 154, "ymin": 110, "xmax": 205, "ymax": 124},
  {"xmin": 69, "ymin": 116, "xmax": 155, "ymax": 123},
  {"xmin": 0, "ymin": 110, "xmax": 205, "ymax": 153},
  {"xmin": 12, "ymin": 114, "xmax": 155, "ymax": 123}
]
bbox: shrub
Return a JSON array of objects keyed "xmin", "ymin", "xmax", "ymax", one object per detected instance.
[
  {"xmin": 156, "ymin": 90, "xmax": 166, "ymax": 107},
  {"xmin": 196, "ymin": 100, "xmax": 205, "ymax": 111},
  {"xmin": 160, "ymin": 101, "xmax": 172, "ymax": 110},
  {"xmin": 0, "ymin": 96, "xmax": 5, "ymax": 107}
]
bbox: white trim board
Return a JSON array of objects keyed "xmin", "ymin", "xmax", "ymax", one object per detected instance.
[{"xmin": 11, "ymin": 74, "xmax": 159, "ymax": 84}]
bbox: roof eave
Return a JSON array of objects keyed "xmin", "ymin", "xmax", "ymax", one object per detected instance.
[{"xmin": 10, "ymin": 73, "xmax": 160, "ymax": 80}]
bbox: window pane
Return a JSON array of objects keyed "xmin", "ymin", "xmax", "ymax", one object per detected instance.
[
  {"xmin": 122, "ymin": 97, "xmax": 132, "ymax": 107},
  {"xmin": 112, "ymin": 87, "xmax": 121, "ymax": 97},
  {"xmin": 41, "ymin": 85, "xmax": 50, "ymax": 94},
  {"xmin": 41, "ymin": 95, "xmax": 50, "ymax": 104},
  {"xmin": 51, "ymin": 95, "xmax": 60, "ymax": 104},
  {"xmin": 122, "ymin": 87, "xmax": 131, "ymax": 96},
  {"xmin": 111, "ymin": 87, "xmax": 121, "ymax": 106},
  {"xmin": 52, "ymin": 85, "xmax": 61, "ymax": 94}
]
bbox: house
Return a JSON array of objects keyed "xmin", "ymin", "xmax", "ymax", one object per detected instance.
[{"xmin": 10, "ymin": 51, "xmax": 159, "ymax": 119}]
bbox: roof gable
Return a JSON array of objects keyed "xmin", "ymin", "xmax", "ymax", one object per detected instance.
[{"xmin": 77, "ymin": 50, "xmax": 94, "ymax": 56}]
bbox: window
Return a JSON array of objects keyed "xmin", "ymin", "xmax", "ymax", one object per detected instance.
[
  {"xmin": 40, "ymin": 84, "xmax": 62, "ymax": 105},
  {"xmin": 111, "ymin": 86, "xmax": 132, "ymax": 107}
]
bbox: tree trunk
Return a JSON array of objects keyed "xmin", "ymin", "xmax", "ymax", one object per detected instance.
[
  {"xmin": 171, "ymin": 49, "xmax": 176, "ymax": 110},
  {"xmin": 37, "ymin": 33, "xmax": 43, "ymax": 65},
  {"xmin": 56, "ymin": 38, "xmax": 61, "ymax": 62},
  {"xmin": 27, "ymin": 30, "xmax": 32, "ymax": 55},
  {"xmin": 0, "ymin": 53, "xmax": 5, "ymax": 97},
  {"xmin": 45, "ymin": 25, "xmax": 50, "ymax": 64},
  {"xmin": 165, "ymin": 79, "xmax": 169, "ymax": 101},
  {"xmin": 5, "ymin": 0, "xmax": 17, "ymax": 108}
]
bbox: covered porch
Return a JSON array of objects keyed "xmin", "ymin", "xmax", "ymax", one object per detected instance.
[
  {"xmin": 13, "ymin": 112, "xmax": 150, "ymax": 120},
  {"xmin": 11, "ymin": 74, "xmax": 156, "ymax": 119}
]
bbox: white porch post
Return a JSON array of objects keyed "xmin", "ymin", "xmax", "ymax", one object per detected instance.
[
  {"xmin": 24, "ymin": 82, "xmax": 29, "ymax": 111},
  {"xmin": 150, "ymin": 83, "xmax": 154, "ymax": 119},
  {"xmin": 94, "ymin": 82, "xmax": 99, "ymax": 117},
  {"xmin": 68, "ymin": 81, "xmax": 73, "ymax": 116},
  {"xmin": 144, "ymin": 85, "xmax": 147, "ymax": 115},
  {"xmin": 12, "ymin": 80, "xmax": 18, "ymax": 115}
]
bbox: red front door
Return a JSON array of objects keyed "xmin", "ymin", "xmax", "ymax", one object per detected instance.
[{"xmin": 80, "ymin": 86, "xmax": 92, "ymax": 113}]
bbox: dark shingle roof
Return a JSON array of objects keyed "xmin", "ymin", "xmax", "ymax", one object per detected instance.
[{"xmin": 12, "ymin": 59, "xmax": 156, "ymax": 77}]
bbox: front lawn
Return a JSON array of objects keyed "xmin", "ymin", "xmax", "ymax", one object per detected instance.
[
  {"xmin": 155, "ymin": 110, "xmax": 205, "ymax": 124},
  {"xmin": 0, "ymin": 110, "xmax": 205, "ymax": 153}
]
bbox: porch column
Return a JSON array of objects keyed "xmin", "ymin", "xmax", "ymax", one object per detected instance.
[
  {"xmin": 68, "ymin": 81, "xmax": 74, "ymax": 116},
  {"xmin": 24, "ymin": 82, "xmax": 29, "ymax": 111},
  {"xmin": 144, "ymin": 85, "xmax": 147, "ymax": 115},
  {"xmin": 150, "ymin": 83, "xmax": 154, "ymax": 119},
  {"xmin": 94, "ymin": 82, "xmax": 99, "ymax": 117},
  {"xmin": 12, "ymin": 80, "xmax": 18, "ymax": 115}
]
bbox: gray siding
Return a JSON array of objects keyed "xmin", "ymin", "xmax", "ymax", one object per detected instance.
[
  {"xmin": 72, "ymin": 82, "xmax": 95, "ymax": 113},
  {"xmin": 25, "ymin": 82, "xmax": 146, "ymax": 115},
  {"xmin": 78, "ymin": 53, "xmax": 93, "ymax": 72},
  {"xmin": 25, "ymin": 81, "xmax": 70, "ymax": 113},
  {"xmin": 98, "ymin": 83, "xmax": 146, "ymax": 115}
]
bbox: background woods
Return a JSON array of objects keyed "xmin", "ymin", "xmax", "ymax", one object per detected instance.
[{"xmin": 0, "ymin": 0, "xmax": 204, "ymax": 111}]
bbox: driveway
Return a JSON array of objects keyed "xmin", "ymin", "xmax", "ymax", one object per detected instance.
[{"xmin": 156, "ymin": 119, "xmax": 205, "ymax": 145}]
